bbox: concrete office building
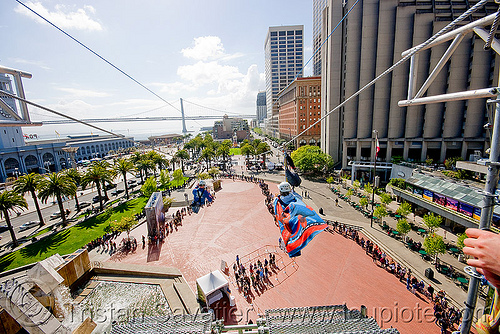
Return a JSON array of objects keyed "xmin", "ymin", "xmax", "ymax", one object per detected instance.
[
  {"xmin": 313, "ymin": 0, "xmax": 328, "ymax": 76},
  {"xmin": 256, "ymin": 91, "xmax": 267, "ymax": 124},
  {"xmin": 321, "ymin": 0, "xmax": 499, "ymax": 169},
  {"xmin": 278, "ymin": 77, "xmax": 322, "ymax": 147},
  {"xmin": 265, "ymin": 25, "xmax": 304, "ymax": 137}
]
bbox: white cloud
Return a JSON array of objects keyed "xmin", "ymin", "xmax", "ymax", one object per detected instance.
[
  {"xmin": 10, "ymin": 58, "xmax": 51, "ymax": 70},
  {"xmin": 57, "ymin": 87, "xmax": 111, "ymax": 98},
  {"xmin": 177, "ymin": 61, "xmax": 244, "ymax": 87},
  {"xmin": 181, "ymin": 36, "xmax": 225, "ymax": 61},
  {"xmin": 181, "ymin": 36, "xmax": 243, "ymax": 62},
  {"xmin": 15, "ymin": 2, "xmax": 102, "ymax": 31}
]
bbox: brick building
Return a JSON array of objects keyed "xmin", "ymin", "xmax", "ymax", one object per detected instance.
[{"xmin": 278, "ymin": 77, "xmax": 321, "ymax": 147}]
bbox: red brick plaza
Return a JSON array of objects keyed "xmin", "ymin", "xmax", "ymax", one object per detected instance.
[{"xmin": 109, "ymin": 179, "xmax": 440, "ymax": 334}]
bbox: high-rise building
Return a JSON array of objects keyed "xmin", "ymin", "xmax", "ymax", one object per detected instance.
[
  {"xmin": 321, "ymin": 0, "xmax": 498, "ymax": 169},
  {"xmin": 278, "ymin": 77, "xmax": 321, "ymax": 148},
  {"xmin": 256, "ymin": 91, "xmax": 267, "ymax": 123},
  {"xmin": 265, "ymin": 25, "xmax": 304, "ymax": 137},
  {"xmin": 313, "ymin": 0, "xmax": 328, "ymax": 76}
]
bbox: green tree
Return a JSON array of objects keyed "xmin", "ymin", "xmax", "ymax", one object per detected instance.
[
  {"xmin": 0, "ymin": 190, "xmax": 28, "ymax": 247},
  {"xmin": 240, "ymin": 143, "xmax": 255, "ymax": 164},
  {"xmin": 346, "ymin": 188, "xmax": 354, "ymax": 201},
  {"xmin": 423, "ymin": 212, "xmax": 443, "ymax": 234},
  {"xmin": 216, "ymin": 144, "xmax": 230, "ymax": 171},
  {"xmin": 114, "ymin": 216, "xmax": 136, "ymax": 240},
  {"xmin": 64, "ymin": 168, "xmax": 82, "ymax": 212},
  {"xmin": 388, "ymin": 178, "xmax": 406, "ymax": 189},
  {"xmin": 158, "ymin": 170, "xmax": 171, "ymax": 190},
  {"xmin": 256, "ymin": 142, "xmax": 271, "ymax": 167},
  {"xmin": 197, "ymin": 172, "xmax": 210, "ymax": 180},
  {"xmin": 175, "ymin": 149, "xmax": 190, "ymax": 173},
  {"xmin": 13, "ymin": 173, "xmax": 45, "ymax": 226},
  {"xmin": 171, "ymin": 169, "xmax": 184, "ymax": 186},
  {"xmin": 326, "ymin": 176, "xmax": 334, "ymax": 188},
  {"xmin": 38, "ymin": 172, "xmax": 77, "ymax": 226},
  {"xmin": 82, "ymin": 164, "xmax": 109, "ymax": 211},
  {"xmin": 374, "ymin": 205, "xmax": 388, "ymax": 222},
  {"xmin": 359, "ymin": 197, "xmax": 369, "ymax": 209},
  {"xmin": 379, "ymin": 192, "xmax": 393, "ymax": 206},
  {"xmin": 457, "ymin": 233, "xmax": 467, "ymax": 250},
  {"xmin": 93, "ymin": 160, "xmax": 114, "ymax": 200},
  {"xmin": 352, "ymin": 180, "xmax": 361, "ymax": 195},
  {"xmin": 200, "ymin": 147, "xmax": 215, "ymax": 170},
  {"xmin": 424, "ymin": 233, "xmax": 447, "ymax": 261},
  {"xmin": 141, "ymin": 177, "xmax": 157, "ymax": 198},
  {"xmin": 363, "ymin": 183, "xmax": 373, "ymax": 197},
  {"xmin": 114, "ymin": 158, "xmax": 135, "ymax": 199},
  {"xmin": 396, "ymin": 202, "xmax": 412, "ymax": 218},
  {"xmin": 396, "ymin": 218, "xmax": 411, "ymax": 237},
  {"xmin": 444, "ymin": 156, "xmax": 464, "ymax": 170},
  {"xmin": 290, "ymin": 145, "xmax": 334, "ymax": 174}
]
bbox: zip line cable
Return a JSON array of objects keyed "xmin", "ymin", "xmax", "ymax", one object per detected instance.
[
  {"xmin": 279, "ymin": 0, "xmax": 489, "ymax": 154},
  {"xmin": 15, "ymin": 0, "xmax": 182, "ymax": 114}
]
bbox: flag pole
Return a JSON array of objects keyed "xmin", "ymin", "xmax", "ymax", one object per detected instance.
[{"xmin": 370, "ymin": 130, "xmax": 379, "ymax": 228}]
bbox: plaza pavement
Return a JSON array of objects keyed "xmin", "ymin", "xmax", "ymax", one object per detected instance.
[{"xmin": 97, "ymin": 178, "xmax": 446, "ymax": 333}]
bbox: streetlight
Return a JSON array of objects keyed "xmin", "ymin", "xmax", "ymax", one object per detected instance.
[{"xmin": 370, "ymin": 130, "xmax": 379, "ymax": 228}]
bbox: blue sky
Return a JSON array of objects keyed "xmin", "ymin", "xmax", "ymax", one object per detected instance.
[{"xmin": 1, "ymin": 1, "xmax": 313, "ymax": 139}]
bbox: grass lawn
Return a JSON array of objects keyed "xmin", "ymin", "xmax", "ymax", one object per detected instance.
[
  {"xmin": 169, "ymin": 176, "xmax": 189, "ymax": 188},
  {"xmin": 0, "ymin": 196, "xmax": 148, "ymax": 273},
  {"xmin": 230, "ymin": 148, "xmax": 241, "ymax": 155}
]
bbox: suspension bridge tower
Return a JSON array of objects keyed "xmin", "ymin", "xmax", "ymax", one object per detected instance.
[{"xmin": 179, "ymin": 98, "xmax": 188, "ymax": 134}]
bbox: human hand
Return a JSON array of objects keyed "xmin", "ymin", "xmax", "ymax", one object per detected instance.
[
  {"xmin": 463, "ymin": 228, "xmax": 500, "ymax": 277},
  {"xmin": 476, "ymin": 268, "xmax": 500, "ymax": 290}
]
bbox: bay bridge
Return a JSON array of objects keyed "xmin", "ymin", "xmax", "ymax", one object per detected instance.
[{"xmin": 34, "ymin": 98, "xmax": 255, "ymax": 133}]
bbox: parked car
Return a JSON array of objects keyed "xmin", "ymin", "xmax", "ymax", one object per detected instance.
[
  {"xmin": 19, "ymin": 221, "xmax": 40, "ymax": 231},
  {"xmin": 127, "ymin": 179, "xmax": 136, "ymax": 185},
  {"xmin": 0, "ymin": 224, "xmax": 8, "ymax": 233},
  {"xmin": 105, "ymin": 183, "xmax": 117, "ymax": 190},
  {"xmin": 50, "ymin": 212, "xmax": 61, "ymax": 219},
  {"xmin": 111, "ymin": 189, "xmax": 124, "ymax": 196},
  {"xmin": 76, "ymin": 201, "xmax": 91, "ymax": 209}
]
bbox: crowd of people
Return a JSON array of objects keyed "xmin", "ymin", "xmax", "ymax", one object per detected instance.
[
  {"xmin": 147, "ymin": 207, "xmax": 191, "ymax": 246},
  {"xmin": 329, "ymin": 221, "xmax": 462, "ymax": 333},
  {"xmin": 86, "ymin": 230, "xmax": 120, "ymax": 253},
  {"xmin": 232, "ymin": 252, "xmax": 278, "ymax": 300}
]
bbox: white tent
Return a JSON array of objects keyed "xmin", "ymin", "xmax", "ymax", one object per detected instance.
[{"xmin": 196, "ymin": 270, "xmax": 229, "ymax": 305}]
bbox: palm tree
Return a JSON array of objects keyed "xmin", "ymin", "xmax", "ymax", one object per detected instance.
[
  {"xmin": 0, "ymin": 190, "xmax": 27, "ymax": 247},
  {"xmin": 13, "ymin": 173, "xmax": 45, "ymax": 226},
  {"xmin": 93, "ymin": 161, "xmax": 114, "ymax": 200},
  {"xmin": 64, "ymin": 168, "xmax": 82, "ymax": 212},
  {"xmin": 216, "ymin": 144, "xmax": 230, "ymax": 171},
  {"xmin": 114, "ymin": 158, "xmax": 135, "ymax": 199},
  {"xmin": 175, "ymin": 149, "xmax": 190, "ymax": 173},
  {"xmin": 200, "ymin": 147, "xmax": 215, "ymax": 171},
  {"xmin": 38, "ymin": 172, "xmax": 76, "ymax": 226},
  {"xmin": 82, "ymin": 165, "xmax": 109, "ymax": 211}
]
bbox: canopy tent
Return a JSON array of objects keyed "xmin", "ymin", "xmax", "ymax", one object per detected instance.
[{"xmin": 196, "ymin": 270, "xmax": 229, "ymax": 306}]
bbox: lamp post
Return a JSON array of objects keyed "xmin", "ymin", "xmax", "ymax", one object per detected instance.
[{"xmin": 370, "ymin": 130, "xmax": 378, "ymax": 228}]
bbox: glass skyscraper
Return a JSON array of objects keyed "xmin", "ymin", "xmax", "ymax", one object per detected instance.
[{"xmin": 264, "ymin": 25, "xmax": 304, "ymax": 137}]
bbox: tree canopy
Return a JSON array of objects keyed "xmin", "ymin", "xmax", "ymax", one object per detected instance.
[{"xmin": 290, "ymin": 145, "xmax": 333, "ymax": 174}]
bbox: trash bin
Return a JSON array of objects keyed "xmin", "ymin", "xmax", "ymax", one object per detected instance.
[{"xmin": 425, "ymin": 268, "xmax": 434, "ymax": 280}]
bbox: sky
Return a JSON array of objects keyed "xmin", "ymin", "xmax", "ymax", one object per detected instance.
[{"xmin": 0, "ymin": 0, "xmax": 313, "ymax": 140}]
